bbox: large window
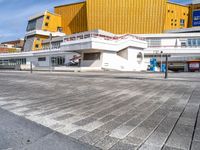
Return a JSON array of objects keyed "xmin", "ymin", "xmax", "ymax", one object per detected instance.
[
  {"xmin": 83, "ymin": 53, "xmax": 100, "ymax": 60},
  {"xmin": 180, "ymin": 19, "xmax": 185, "ymax": 27},
  {"xmin": 147, "ymin": 39, "xmax": 161, "ymax": 47},
  {"xmin": 26, "ymin": 20, "xmax": 36, "ymax": 32},
  {"xmin": 38, "ymin": 57, "xmax": 46, "ymax": 62},
  {"xmin": 51, "ymin": 57, "xmax": 65, "ymax": 66},
  {"xmin": 0, "ymin": 58, "xmax": 26, "ymax": 65},
  {"xmin": 187, "ymin": 39, "xmax": 200, "ymax": 47}
]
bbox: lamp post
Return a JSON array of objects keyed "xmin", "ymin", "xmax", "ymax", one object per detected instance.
[
  {"xmin": 49, "ymin": 33, "xmax": 52, "ymax": 72},
  {"xmin": 160, "ymin": 51, "xmax": 163, "ymax": 72},
  {"xmin": 165, "ymin": 54, "xmax": 168, "ymax": 79}
]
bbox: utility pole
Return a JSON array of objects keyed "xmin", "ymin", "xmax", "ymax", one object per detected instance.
[{"xmin": 165, "ymin": 54, "xmax": 168, "ymax": 79}]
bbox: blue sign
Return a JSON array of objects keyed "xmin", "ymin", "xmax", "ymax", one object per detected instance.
[
  {"xmin": 150, "ymin": 58, "xmax": 157, "ymax": 72},
  {"xmin": 193, "ymin": 10, "xmax": 200, "ymax": 26},
  {"xmin": 161, "ymin": 64, "xmax": 166, "ymax": 73}
]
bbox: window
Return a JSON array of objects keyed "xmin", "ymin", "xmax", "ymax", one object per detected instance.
[
  {"xmin": 175, "ymin": 19, "xmax": 177, "ymax": 22},
  {"xmin": 57, "ymin": 27, "xmax": 63, "ymax": 32},
  {"xmin": 168, "ymin": 10, "xmax": 170, "ymax": 12},
  {"xmin": 171, "ymin": 19, "xmax": 173, "ymax": 21},
  {"xmin": 171, "ymin": 10, "xmax": 174, "ymax": 13},
  {"xmin": 188, "ymin": 39, "xmax": 192, "ymax": 47},
  {"xmin": 181, "ymin": 42, "xmax": 186, "ymax": 47},
  {"xmin": 38, "ymin": 57, "xmax": 46, "ymax": 61},
  {"xmin": 46, "ymin": 16, "xmax": 50, "ymax": 20},
  {"xmin": 83, "ymin": 53, "xmax": 100, "ymax": 60},
  {"xmin": 137, "ymin": 52, "xmax": 143, "ymax": 64},
  {"xmin": 45, "ymin": 22, "xmax": 49, "ymax": 26},
  {"xmin": 147, "ymin": 39, "xmax": 161, "ymax": 47},
  {"xmin": 180, "ymin": 19, "xmax": 185, "ymax": 27},
  {"xmin": 171, "ymin": 23, "xmax": 173, "ymax": 26},
  {"xmin": 192, "ymin": 39, "xmax": 197, "ymax": 46},
  {"xmin": 175, "ymin": 24, "xmax": 177, "ymax": 26},
  {"xmin": 35, "ymin": 44, "xmax": 39, "ymax": 48},
  {"xmin": 26, "ymin": 20, "xmax": 36, "ymax": 31}
]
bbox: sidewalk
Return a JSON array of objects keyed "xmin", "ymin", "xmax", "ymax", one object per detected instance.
[{"xmin": 0, "ymin": 108, "xmax": 99, "ymax": 150}]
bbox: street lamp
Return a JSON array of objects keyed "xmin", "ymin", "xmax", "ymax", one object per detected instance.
[
  {"xmin": 160, "ymin": 51, "xmax": 163, "ymax": 72},
  {"xmin": 165, "ymin": 54, "xmax": 168, "ymax": 79},
  {"xmin": 49, "ymin": 33, "xmax": 52, "ymax": 72}
]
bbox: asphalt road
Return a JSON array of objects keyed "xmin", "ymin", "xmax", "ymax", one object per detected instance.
[{"xmin": 0, "ymin": 71, "xmax": 200, "ymax": 150}]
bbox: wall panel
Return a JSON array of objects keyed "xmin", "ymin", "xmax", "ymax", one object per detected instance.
[
  {"xmin": 54, "ymin": 2, "xmax": 88, "ymax": 34},
  {"xmin": 86, "ymin": 0, "xmax": 167, "ymax": 34}
]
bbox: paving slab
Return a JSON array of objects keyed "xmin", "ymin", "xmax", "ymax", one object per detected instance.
[
  {"xmin": 0, "ymin": 108, "xmax": 98, "ymax": 150},
  {"xmin": 0, "ymin": 71, "xmax": 200, "ymax": 149}
]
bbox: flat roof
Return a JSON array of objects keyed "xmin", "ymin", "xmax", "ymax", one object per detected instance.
[
  {"xmin": 54, "ymin": 1, "xmax": 85, "ymax": 8},
  {"xmin": 165, "ymin": 27, "xmax": 200, "ymax": 33},
  {"xmin": 167, "ymin": 1, "xmax": 189, "ymax": 7},
  {"xmin": 28, "ymin": 11, "xmax": 60, "ymax": 21}
]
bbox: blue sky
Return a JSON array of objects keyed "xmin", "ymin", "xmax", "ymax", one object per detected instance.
[{"xmin": 0, "ymin": 0, "xmax": 191, "ymax": 43}]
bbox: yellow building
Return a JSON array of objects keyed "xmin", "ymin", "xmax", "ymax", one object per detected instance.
[
  {"xmin": 54, "ymin": 2, "xmax": 87, "ymax": 34},
  {"xmin": 24, "ymin": 0, "xmax": 197, "ymax": 51},
  {"xmin": 164, "ymin": 2, "xmax": 189, "ymax": 31},
  {"xmin": 54, "ymin": 0, "xmax": 190, "ymax": 35},
  {"xmin": 188, "ymin": 3, "xmax": 200, "ymax": 27},
  {"xmin": 24, "ymin": 11, "xmax": 63, "ymax": 51}
]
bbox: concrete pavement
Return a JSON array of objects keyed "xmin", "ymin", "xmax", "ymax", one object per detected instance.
[
  {"xmin": 0, "ymin": 71, "xmax": 200, "ymax": 150},
  {"xmin": 0, "ymin": 108, "xmax": 99, "ymax": 150}
]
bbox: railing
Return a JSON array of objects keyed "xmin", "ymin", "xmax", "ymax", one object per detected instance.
[
  {"xmin": 147, "ymin": 45, "xmax": 200, "ymax": 48},
  {"xmin": 0, "ymin": 46, "xmax": 61, "ymax": 54},
  {"xmin": 63, "ymin": 33, "xmax": 146, "ymax": 43}
]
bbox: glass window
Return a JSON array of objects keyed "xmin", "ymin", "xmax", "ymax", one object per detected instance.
[
  {"xmin": 180, "ymin": 19, "xmax": 185, "ymax": 27},
  {"xmin": 46, "ymin": 16, "xmax": 50, "ymax": 20},
  {"xmin": 26, "ymin": 20, "xmax": 36, "ymax": 31},
  {"xmin": 181, "ymin": 42, "xmax": 186, "ymax": 47},
  {"xmin": 192, "ymin": 39, "xmax": 197, "ymax": 46},
  {"xmin": 188, "ymin": 39, "xmax": 192, "ymax": 47},
  {"xmin": 35, "ymin": 44, "xmax": 39, "ymax": 48},
  {"xmin": 38, "ymin": 57, "xmax": 46, "ymax": 61},
  {"xmin": 197, "ymin": 39, "xmax": 200, "ymax": 46},
  {"xmin": 83, "ymin": 53, "xmax": 101, "ymax": 60},
  {"xmin": 45, "ymin": 22, "xmax": 49, "ymax": 26},
  {"xmin": 147, "ymin": 39, "xmax": 161, "ymax": 47}
]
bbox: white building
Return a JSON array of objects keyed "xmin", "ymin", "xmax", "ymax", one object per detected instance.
[
  {"xmin": 138, "ymin": 32, "xmax": 200, "ymax": 71},
  {"xmin": 61, "ymin": 30, "xmax": 147, "ymax": 71},
  {"xmin": 0, "ymin": 29, "xmax": 200, "ymax": 72}
]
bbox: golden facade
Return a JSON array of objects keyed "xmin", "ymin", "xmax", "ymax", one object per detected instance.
[{"xmin": 164, "ymin": 2, "xmax": 189, "ymax": 31}]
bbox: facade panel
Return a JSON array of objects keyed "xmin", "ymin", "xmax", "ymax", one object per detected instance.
[
  {"xmin": 86, "ymin": 0, "xmax": 167, "ymax": 34},
  {"xmin": 164, "ymin": 2, "xmax": 189, "ymax": 31},
  {"xmin": 54, "ymin": 2, "xmax": 88, "ymax": 34},
  {"xmin": 42, "ymin": 12, "xmax": 62, "ymax": 32}
]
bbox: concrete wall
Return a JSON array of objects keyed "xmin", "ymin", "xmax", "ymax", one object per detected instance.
[
  {"xmin": 23, "ymin": 37, "xmax": 35, "ymax": 52},
  {"xmin": 102, "ymin": 48, "xmax": 146, "ymax": 71}
]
